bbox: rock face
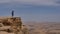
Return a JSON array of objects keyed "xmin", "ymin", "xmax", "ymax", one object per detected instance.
[
  {"xmin": 0, "ymin": 17, "xmax": 29, "ymax": 34},
  {"xmin": 0, "ymin": 17, "xmax": 22, "ymax": 26}
]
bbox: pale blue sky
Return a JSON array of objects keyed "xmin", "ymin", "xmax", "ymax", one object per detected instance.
[{"xmin": 0, "ymin": 0, "xmax": 60, "ymax": 22}]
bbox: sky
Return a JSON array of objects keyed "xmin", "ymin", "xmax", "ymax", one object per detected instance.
[{"xmin": 0, "ymin": 0, "xmax": 60, "ymax": 22}]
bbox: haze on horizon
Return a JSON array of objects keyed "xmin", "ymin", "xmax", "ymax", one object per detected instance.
[{"xmin": 0, "ymin": 0, "xmax": 60, "ymax": 22}]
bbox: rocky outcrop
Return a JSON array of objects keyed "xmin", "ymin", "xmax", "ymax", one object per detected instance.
[{"xmin": 0, "ymin": 17, "xmax": 29, "ymax": 34}]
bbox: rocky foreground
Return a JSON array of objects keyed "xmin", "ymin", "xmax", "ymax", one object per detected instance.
[{"xmin": 0, "ymin": 22, "xmax": 60, "ymax": 34}]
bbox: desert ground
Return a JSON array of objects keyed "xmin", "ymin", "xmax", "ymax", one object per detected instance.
[
  {"xmin": 0, "ymin": 22, "xmax": 60, "ymax": 34},
  {"xmin": 25, "ymin": 22, "xmax": 60, "ymax": 34}
]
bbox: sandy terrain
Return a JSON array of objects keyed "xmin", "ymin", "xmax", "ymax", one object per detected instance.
[
  {"xmin": 25, "ymin": 22, "xmax": 60, "ymax": 34},
  {"xmin": 0, "ymin": 22, "xmax": 60, "ymax": 34}
]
